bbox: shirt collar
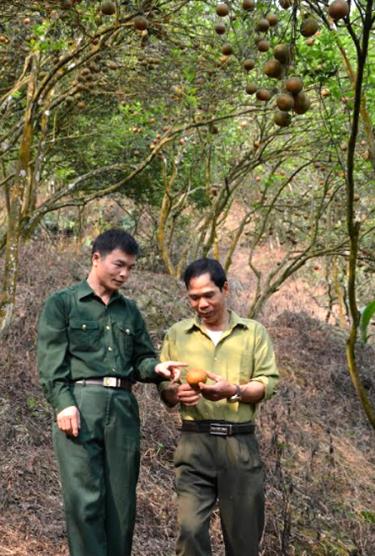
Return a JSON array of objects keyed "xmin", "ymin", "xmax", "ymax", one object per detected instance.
[
  {"xmin": 183, "ymin": 310, "xmax": 250, "ymax": 333},
  {"xmin": 77, "ymin": 280, "xmax": 124, "ymax": 304},
  {"xmin": 228, "ymin": 311, "xmax": 250, "ymax": 330}
]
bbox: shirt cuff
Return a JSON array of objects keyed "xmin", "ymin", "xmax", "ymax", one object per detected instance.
[
  {"xmin": 137, "ymin": 359, "xmax": 164, "ymax": 384},
  {"xmin": 53, "ymin": 390, "xmax": 76, "ymax": 413},
  {"xmin": 250, "ymin": 377, "xmax": 272, "ymax": 400}
]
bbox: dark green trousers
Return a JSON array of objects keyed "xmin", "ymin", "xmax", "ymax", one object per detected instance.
[
  {"xmin": 174, "ymin": 431, "xmax": 264, "ymax": 556},
  {"xmin": 53, "ymin": 384, "xmax": 140, "ymax": 556}
]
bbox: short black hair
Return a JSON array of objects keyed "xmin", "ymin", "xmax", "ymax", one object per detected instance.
[
  {"xmin": 91, "ymin": 228, "xmax": 139, "ymax": 257},
  {"xmin": 182, "ymin": 258, "xmax": 227, "ymax": 290}
]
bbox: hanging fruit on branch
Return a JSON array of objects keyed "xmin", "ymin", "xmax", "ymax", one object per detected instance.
[
  {"xmin": 273, "ymin": 44, "xmax": 290, "ymax": 64},
  {"xmin": 256, "ymin": 88, "xmax": 272, "ymax": 101},
  {"xmin": 215, "ymin": 23, "xmax": 226, "ymax": 35},
  {"xmin": 300, "ymin": 16, "xmax": 319, "ymax": 37},
  {"xmin": 255, "ymin": 18, "xmax": 270, "ymax": 33},
  {"xmin": 222, "ymin": 43, "xmax": 233, "ymax": 55},
  {"xmin": 276, "ymin": 93, "xmax": 295, "ymax": 111},
  {"xmin": 274, "ymin": 110, "xmax": 292, "ymax": 127},
  {"xmin": 266, "ymin": 14, "xmax": 279, "ymax": 27},
  {"xmin": 293, "ymin": 91, "xmax": 311, "ymax": 114},
  {"xmin": 101, "ymin": 1, "xmax": 116, "ymax": 16},
  {"xmin": 210, "ymin": 0, "xmax": 316, "ymax": 129},
  {"xmin": 243, "ymin": 58, "xmax": 256, "ymax": 71},
  {"xmin": 328, "ymin": 0, "xmax": 350, "ymax": 20},
  {"xmin": 263, "ymin": 59, "xmax": 283, "ymax": 79},
  {"xmin": 257, "ymin": 39, "xmax": 270, "ymax": 52},
  {"xmin": 216, "ymin": 3, "xmax": 230, "ymax": 17},
  {"xmin": 133, "ymin": 16, "xmax": 148, "ymax": 31},
  {"xmin": 285, "ymin": 76, "xmax": 304, "ymax": 95},
  {"xmin": 242, "ymin": 0, "xmax": 255, "ymax": 10},
  {"xmin": 246, "ymin": 82, "xmax": 258, "ymax": 95}
]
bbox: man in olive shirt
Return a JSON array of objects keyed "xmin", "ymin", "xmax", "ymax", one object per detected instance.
[
  {"xmin": 160, "ymin": 258, "xmax": 279, "ymax": 556},
  {"xmin": 37, "ymin": 229, "xmax": 183, "ymax": 556}
]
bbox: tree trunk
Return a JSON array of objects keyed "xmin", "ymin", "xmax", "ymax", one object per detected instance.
[
  {"xmin": 0, "ymin": 61, "xmax": 35, "ymax": 336},
  {"xmin": 344, "ymin": 0, "xmax": 375, "ymax": 428}
]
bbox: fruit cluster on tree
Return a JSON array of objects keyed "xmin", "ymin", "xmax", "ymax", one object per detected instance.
[{"xmin": 211, "ymin": 1, "xmax": 350, "ymax": 127}]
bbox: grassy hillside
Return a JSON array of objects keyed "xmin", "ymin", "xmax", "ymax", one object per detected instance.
[{"xmin": 0, "ymin": 238, "xmax": 374, "ymax": 555}]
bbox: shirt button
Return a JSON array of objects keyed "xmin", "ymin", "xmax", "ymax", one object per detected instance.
[
  {"xmin": 106, "ymin": 325, "xmax": 110, "ymax": 330},
  {"xmin": 112, "ymin": 368, "xmax": 116, "ymax": 372},
  {"xmin": 82, "ymin": 324, "xmax": 87, "ymax": 330},
  {"xmin": 108, "ymin": 346, "xmax": 112, "ymax": 351},
  {"xmin": 125, "ymin": 329, "xmax": 130, "ymax": 334}
]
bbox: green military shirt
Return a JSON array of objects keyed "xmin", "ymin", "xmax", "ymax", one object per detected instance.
[
  {"xmin": 160, "ymin": 310, "xmax": 278, "ymax": 422},
  {"xmin": 37, "ymin": 280, "xmax": 160, "ymax": 413}
]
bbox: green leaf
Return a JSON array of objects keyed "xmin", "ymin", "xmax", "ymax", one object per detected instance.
[{"xmin": 359, "ymin": 300, "xmax": 375, "ymax": 343}]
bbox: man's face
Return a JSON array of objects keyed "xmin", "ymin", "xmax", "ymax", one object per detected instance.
[
  {"xmin": 187, "ymin": 272, "xmax": 228, "ymax": 327},
  {"xmin": 92, "ymin": 248, "xmax": 136, "ymax": 292}
]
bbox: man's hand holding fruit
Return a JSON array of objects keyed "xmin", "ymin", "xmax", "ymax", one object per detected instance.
[{"xmin": 176, "ymin": 368, "xmax": 239, "ymax": 406}]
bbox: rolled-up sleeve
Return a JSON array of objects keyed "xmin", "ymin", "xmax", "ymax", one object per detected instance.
[{"xmin": 251, "ymin": 323, "xmax": 279, "ymax": 400}]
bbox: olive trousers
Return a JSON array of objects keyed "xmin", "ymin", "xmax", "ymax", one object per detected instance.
[
  {"xmin": 174, "ymin": 430, "xmax": 265, "ymax": 556},
  {"xmin": 53, "ymin": 384, "xmax": 140, "ymax": 556}
]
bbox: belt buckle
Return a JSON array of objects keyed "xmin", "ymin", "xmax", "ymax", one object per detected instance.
[
  {"xmin": 103, "ymin": 377, "xmax": 118, "ymax": 388},
  {"xmin": 209, "ymin": 423, "xmax": 232, "ymax": 436}
]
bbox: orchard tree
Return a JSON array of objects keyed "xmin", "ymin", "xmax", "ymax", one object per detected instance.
[
  {"xmin": 190, "ymin": 0, "xmax": 375, "ymax": 426},
  {"xmin": 0, "ymin": 0, "xmax": 231, "ymax": 332}
]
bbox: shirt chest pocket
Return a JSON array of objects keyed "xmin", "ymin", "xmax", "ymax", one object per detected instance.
[
  {"xmin": 114, "ymin": 322, "xmax": 135, "ymax": 355},
  {"xmin": 68, "ymin": 319, "xmax": 101, "ymax": 351}
]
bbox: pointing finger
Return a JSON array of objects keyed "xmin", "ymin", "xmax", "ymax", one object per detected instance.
[{"xmin": 205, "ymin": 371, "xmax": 221, "ymax": 382}]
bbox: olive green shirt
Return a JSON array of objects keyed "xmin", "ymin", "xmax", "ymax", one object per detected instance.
[
  {"xmin": 37, "ymin": 280, "xmax": 160, "ymax": 413},
  {"xmin": 160, "ymin": 311, "xmax": 279, "ymax": 422}
]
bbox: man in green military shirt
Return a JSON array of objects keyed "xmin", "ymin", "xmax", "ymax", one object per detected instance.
[
  {"xmin": 37, "ymin": 228, "xmax": 184, "ymax": 556},
  {"xmin": 160, "ymin": 258, "xmax": 279, "ymax": 556}
]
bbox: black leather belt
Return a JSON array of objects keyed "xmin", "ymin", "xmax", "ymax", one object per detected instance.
[
  {"xmin": 74, "ymin": 377, "xmax": 132, "ymax": 391},
  {"xmin": 181, "ymin": 420, "xmax": 255, "ymax": 436}
]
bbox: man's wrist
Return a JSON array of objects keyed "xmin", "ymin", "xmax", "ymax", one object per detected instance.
[
  {"xmin": 161, "ymin": 383, "xmax": 179, "ymax": 408},
  {"xmin": 227, "ymin": 384, "xmax": 242, "ymax": 403},
  {"xmin": 239, "ymin": 381, "xmax": 266, "ymax": 404},
  {"xmin": 228, "ymin": 384, "xmax": 237, "ymax": 397}
]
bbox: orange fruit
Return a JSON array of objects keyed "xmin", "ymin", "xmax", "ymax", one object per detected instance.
[{"xmin": 186, "ymin": 369, "xmax": 208, "ymax": 386}]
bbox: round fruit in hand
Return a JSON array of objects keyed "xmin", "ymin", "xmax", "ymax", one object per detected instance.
[{"xmin": 186, "ymin": 368, "xmax": 208, "ymax": 387}]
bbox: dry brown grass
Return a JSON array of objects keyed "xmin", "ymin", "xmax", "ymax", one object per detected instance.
[{"xmin": 0, "ymin": 237, "xmax": 374, "ymax": 555}]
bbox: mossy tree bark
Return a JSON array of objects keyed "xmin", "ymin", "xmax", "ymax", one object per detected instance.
[{"xmin": 0, "ymin": 56, "xmax": 37, "ymax": 337}]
